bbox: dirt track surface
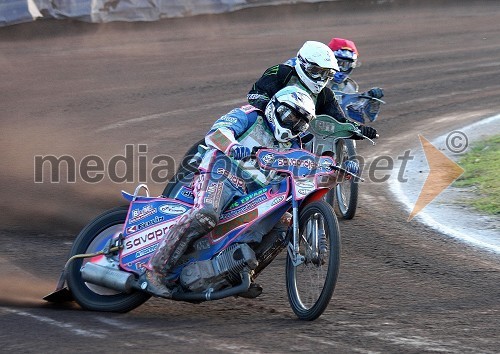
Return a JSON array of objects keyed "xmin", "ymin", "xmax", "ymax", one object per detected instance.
[{"xmin": 1, "ymin": 1, "xmax": 499, "ymax": 352}]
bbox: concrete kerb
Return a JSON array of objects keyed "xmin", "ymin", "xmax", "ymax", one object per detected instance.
[{"xmin": 389, "ymin": 114, "xmax": 500, "ymax": 254}]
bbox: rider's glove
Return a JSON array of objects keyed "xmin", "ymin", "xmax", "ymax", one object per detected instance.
[
  {"xmin": 230, "ymin": 144, "xmax": 251, "ymax": 160},
  {"xmin": 366, "ymin": 87, "xmax": 384, "ymax": 99},
  {"xmin": 343, "ymin": 160, "xmax": 360, "ymax": 176},
  {"xmin": 300, "ymin": 132, "xmax": 315, "ymax": 145},
  {"xmin": 359, "ymin": 125, "xmax": 377, "ymax": 139}
]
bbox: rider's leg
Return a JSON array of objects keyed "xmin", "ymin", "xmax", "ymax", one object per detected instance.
[{"xmin": 142, "ymin": 172, "xmax": 242, "ymax": 296}]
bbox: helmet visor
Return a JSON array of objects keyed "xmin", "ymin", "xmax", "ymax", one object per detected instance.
[
  {"xmin": 277, "ymin": 105, "xmax": 310, "ymax": 134},
  {"xmin": 303, "ymin": 61, "xmax": 336, "ymax": 81},
  {"xmin": 336, "ymin": 58, "xmax": 354, "ymax": 73}
]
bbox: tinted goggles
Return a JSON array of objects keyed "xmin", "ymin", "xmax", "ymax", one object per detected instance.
[
  {"xmin": 303, "ymin": 62, "xmax": 336, "ymax": 80},
  {"xmin": 336, "ymin": 58, "xmax": 354, "ymax": 73},
  {"xmin": 278, "ymin": 106, "xmax": 309, "ymax": 134}
]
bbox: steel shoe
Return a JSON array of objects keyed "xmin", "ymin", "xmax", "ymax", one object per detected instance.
[{"xmin": 138, "ymin": 270, "xmax": 173, "ymax": 298}]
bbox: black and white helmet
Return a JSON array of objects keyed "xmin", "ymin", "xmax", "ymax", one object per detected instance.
[
  {"xmin": 265, "ymin": 86, "xmax": 316, "ymax": 142},
  {"xmin": 295, "ymin": 41, "xmax": 339, "ymax": 94}
]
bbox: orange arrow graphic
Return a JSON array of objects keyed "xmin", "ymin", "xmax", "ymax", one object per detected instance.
[{"xmin": 408, "ymin": 135, "xmax": 465, "ymax": 221}]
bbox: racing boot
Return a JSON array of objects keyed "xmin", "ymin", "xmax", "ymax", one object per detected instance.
[
  {"xmin": 150, "ymin": 205, "xmax": 218, "ymax": 277},
  {"xmin": 137, "ymin": 269, "xmax": 174, "ymax": 298}
]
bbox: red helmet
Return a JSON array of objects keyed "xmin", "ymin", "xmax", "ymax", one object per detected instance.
[{"xmin": 327, "ymin": 38, "xmax": 359, "ymax": 74}]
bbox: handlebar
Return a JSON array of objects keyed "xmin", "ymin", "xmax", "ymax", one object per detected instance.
[
  {"xmin": 348, "ymin": 127, "xmax": 379, "ymax": 145},
  {"xmin": 326, "ymin": 162, "xmax": 365, "ymax": 182},
  {"xmin": 243, "ymin": 146, "xmax": 365, "ymax": 182},
  {"xmin": 358, "ymin": 94, "xmax": 386, "ymax": 105}
]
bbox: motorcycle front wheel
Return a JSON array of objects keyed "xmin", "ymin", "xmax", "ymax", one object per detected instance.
[
  {"xmin": 66, "ymin": 206, "xmax": 151, "ymax": 312},
  {"xmin": 331, "ymin": 138, "xmax": 359, "ymax": 220},
  {"xmin": 286, "ymin": 200, "xmax": 341, "ymax": 321}
]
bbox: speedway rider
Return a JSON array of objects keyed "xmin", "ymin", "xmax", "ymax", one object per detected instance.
[
  {"xmin": 328, "ymin": 37, "xmax": 360, "ymax": 94},
  {"xmin": 142, "ymin": 87, "xmax": 358, "ymax": 297},
  {"xmin": 247, "ymin": 40, "xmax": 378, "ymax": 138},
  {"xmin": 328, "ymin": 37, "xmax": 385, "ymax": 124}
]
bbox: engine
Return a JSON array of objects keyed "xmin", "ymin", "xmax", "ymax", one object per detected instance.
[{"xmin": 180, "ymin": 243, "xmax": 258, "ymax": 293}]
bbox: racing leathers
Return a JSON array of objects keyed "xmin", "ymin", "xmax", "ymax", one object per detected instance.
[
  {"xmin": 331, "ymin": 77, "xmax": 359, "ymax": 94},
  {"xmin": 248, "ymin": 62, "xmax": 347, "ymax": 122},
  {"xmin": 149, "ymin": 104, "xmax": 299, "ymax": 278}
]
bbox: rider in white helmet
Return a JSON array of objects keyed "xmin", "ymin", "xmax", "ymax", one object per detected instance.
[
  {"xmin": 265, "ymin": 85, "xmax": 316, "ymax": 142},
  {"xmin": 142, "ymin": 87, "xmax": 337, "ymax": 298},
  {"xmin": 295, "ymin": 41, "xmax": 339, "ymax": 94},
  {"xmin": 248, "ymin": 40, "xmax": 378, "ymax": 139}
]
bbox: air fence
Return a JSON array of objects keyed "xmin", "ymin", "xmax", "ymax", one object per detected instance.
[{"xmin": 1, "ymin": 0, "xmax": 343, "ymax": 27}]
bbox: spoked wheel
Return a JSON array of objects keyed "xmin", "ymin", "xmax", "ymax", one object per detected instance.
[
  {"xmin": 162, "ymin": 138, "xmax": 204, "ymax": 198},
  {"xmin": 66, "ymin": 206, "xmax": 151, "ymax": 312},
  {"xmin": 332, "ymin": 138, "xmax": 359, "ymax": 220},
  {"xmin": 286, "ymin": 200, "xmax": 341, "ymax": 320}
]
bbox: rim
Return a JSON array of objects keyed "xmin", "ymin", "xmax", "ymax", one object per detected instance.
[
  {"xmin": 335, "ymin": 143, "xmax": 352, "ymax": 214},
  {"xmin": 336, "ymin": 179, "xmax": 352, "ymax": 214},
  {"xmin": 291, "ymin": 212, "xmax": 330, "ymax": 309}
]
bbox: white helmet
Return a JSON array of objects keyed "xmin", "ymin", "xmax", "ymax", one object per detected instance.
[
  {"xmin": 295, "ymin": 41, "xmax": 339, "ymax": 94},
  {"xmin": 265, "ymin": 86, "xmax": 316, "ymax": 142}
]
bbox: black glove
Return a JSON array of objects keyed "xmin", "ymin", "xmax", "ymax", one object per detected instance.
[
  {"xmin": 300, "ymin": 132, "xmax": 315, "ymax": 145},
  {"xmin": 359, "ymin": 125, "xmax": 377, "ymax": 139},
  {"xmin": 366, "ymin": 87, "xmax": 384, "ymax": 99}
]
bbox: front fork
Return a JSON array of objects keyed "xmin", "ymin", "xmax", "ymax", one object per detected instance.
[
  {"xmin": 287, "ymin": 199, "xmax": 326, "ymax": 267},
  {"xmin": 287, "ymin": 204, "xmax": 304, "ymax": 266}
]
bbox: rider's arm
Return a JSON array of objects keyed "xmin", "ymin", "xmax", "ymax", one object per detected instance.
[
  {"xmin": 343, "ymin": 78, "xmax": 359, "ymax": 93},
  {"xmin": 316, "ymin": 87, "xmax": 349, "ymax": 123},
  {"xmin": 205, "ymin": 109, "xmax": 251, "ymax": 155},
  {"xmin": 247, "ymin": 64, "xmax": 294, "ymax": 111}
]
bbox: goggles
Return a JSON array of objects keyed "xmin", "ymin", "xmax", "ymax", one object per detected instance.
[
  {"xmin": 336, "ymin": 58, "xmax": 354, "ymax": 73},
  {"xmin": 302, "ymin": 61, "xmax": 336, "ymax": 81},
  {"xmin": 277, "ymin": 105, "xmax": 310, "ymax": 134}
]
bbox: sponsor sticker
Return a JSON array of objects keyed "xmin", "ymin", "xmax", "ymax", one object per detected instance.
[
  {"xmin": 271, "ymin": 195, "xmax": 285, "ymax": 205},
  {"xmin": 159, "ymin": 203, "xmax": 188, "ymax": 215},
  {"xmin": 129, "ymin": 204, "xmax": 157, "ymax": 223},
  {"xmin": 262, "ymin": 153, "xmax": 275, "ymax": 165}
]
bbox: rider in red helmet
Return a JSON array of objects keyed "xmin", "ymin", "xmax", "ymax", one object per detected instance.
[
  {"xmin": 328, "ymin": 38, "xmax": 360, "ymax": 93},
  {"xmin": 328, "ymin": 37, "xmax": 384, "ymax": 124}
]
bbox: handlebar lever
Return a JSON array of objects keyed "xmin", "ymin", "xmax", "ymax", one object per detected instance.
[
  {"xmin": 329, "ymin": 164, "xmax": 364, "ymax": 182},
  {"xmin": 358, "ymin": 94, "xmax": 386, "ymax": 104}
]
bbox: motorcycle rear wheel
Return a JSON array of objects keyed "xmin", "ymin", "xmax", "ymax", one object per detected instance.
[
  {"xmin": 66, "ymin": 206, "xmax": 151, "ymax": 312},
  {"xmin": 162, "ymin": 138, "xmax": 204, "ymax": 197},
  {"xmin": 286, "ymin": 200, "xmax": 341, "ymax": 320}
]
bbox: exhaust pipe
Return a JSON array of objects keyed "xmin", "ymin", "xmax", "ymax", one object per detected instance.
[
  {"xmin": 81, "ymin": 263, "xmax": 135, "ymax": 293},
  {"xmin": 172, "ymin": 271, "xmax": 251, "ymax": 302},
  {"xmin": 81, "ymin": 263, "xmax": 253, "ymax": 302}
]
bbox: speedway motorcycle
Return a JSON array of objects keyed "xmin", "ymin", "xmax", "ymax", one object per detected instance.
[
  {"xmin": 45, "ymin": 142, "xmax": 358, "ymax": 321},
  {"xmin": 313, "ymin": 91, "xmax": 383, "ymax": 219}
]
